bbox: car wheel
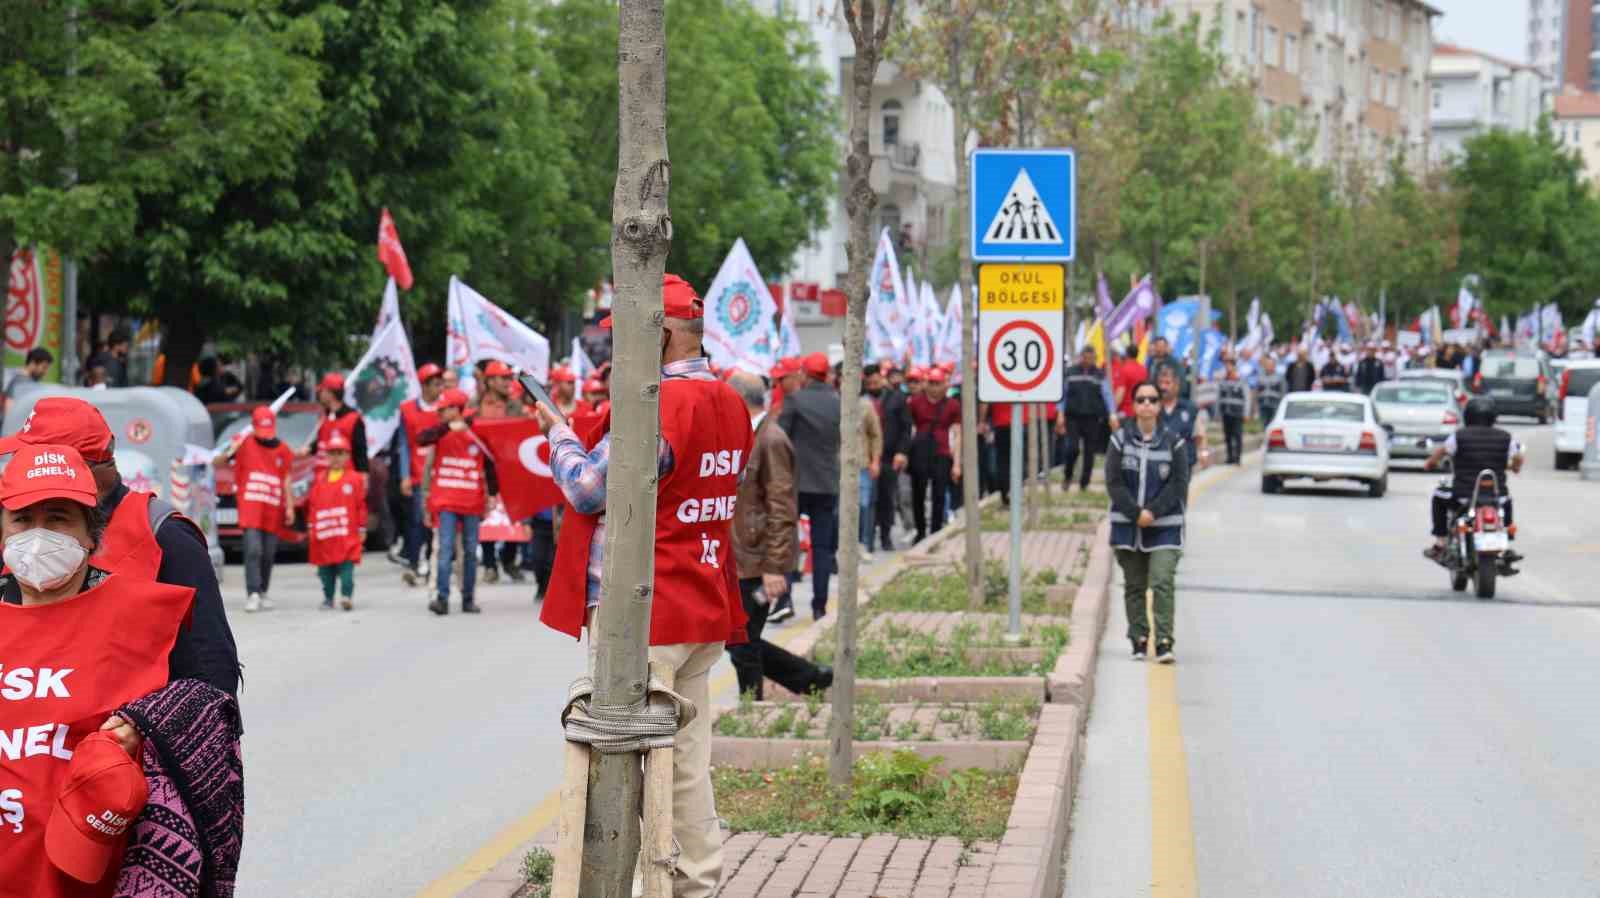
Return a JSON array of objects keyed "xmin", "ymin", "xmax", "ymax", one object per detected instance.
[
  {"xmin": 1367, "ymin": 475, "xmax": 1387, "ymax": 498},
  {"xmin": 1261, "ymin": 475, "xmax": 1281, "ymax": 495}
]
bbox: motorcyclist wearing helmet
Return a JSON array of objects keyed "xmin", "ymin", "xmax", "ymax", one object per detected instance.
[{"xmin": 1422, "ymin": 396, "xmax": 1523, "ymax": 562}]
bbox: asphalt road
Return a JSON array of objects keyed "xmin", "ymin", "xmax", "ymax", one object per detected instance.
[{"xmin": 1063, "ymin": 421, "xmax": 1600, "ymax": 898}]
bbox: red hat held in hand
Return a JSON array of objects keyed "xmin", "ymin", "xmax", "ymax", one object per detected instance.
[
  {"xmin": 0, "ymin": 397, "xmax": 115, "ymax": 464},
  {"xmin": 46, "ymin": 731, "xmax": 149, "ymax": 884},
  {"xmin": 250, "ymin": 406, "xmax": 277, "ymax": 440},
  {"xmin": 600, "ymin": 274, "xmax": 704, "ymax": 329}
]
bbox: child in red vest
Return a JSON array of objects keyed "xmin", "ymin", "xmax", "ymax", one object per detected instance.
[
  {"xmin": 220, "ymin": 405, "xmax": 294, "ymax": 613},
  {"xmin": 307, "ymin": 431, "xmax": 367, "ymax": 610},
  {"xmin": 418, "ymin": 388, "xmax": 499, "ymax": 615}
]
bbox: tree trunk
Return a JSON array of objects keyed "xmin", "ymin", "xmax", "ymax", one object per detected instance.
[
  {"xmin": 831, "ymin": 0, "xmax": 895, "ymax": 794},
  {"xmin": 954, "ymin": 87, "xmax": 984, "ymax": 611},
  {"xmin": 161, "ymin": 313, "xmax": 205, "ymax": 390},
  {"xmin": 579, "ymin": 0, "xmax": 672, "ymax": 892}
]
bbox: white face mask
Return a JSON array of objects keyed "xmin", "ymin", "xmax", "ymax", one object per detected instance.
[{"xmin": 4, "ymin": 528, "xmax": 89, "ymax": 592}]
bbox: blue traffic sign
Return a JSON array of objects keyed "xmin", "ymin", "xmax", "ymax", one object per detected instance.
[{"xmin": 971, "ymin": 149, "xmax": 1075, "ymax": 263}]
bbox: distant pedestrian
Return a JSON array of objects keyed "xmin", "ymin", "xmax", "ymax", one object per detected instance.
[
  {"xmin": 1216, "ymin": 356, "xmax": 1247, "ymax": 465},
  {"xmin": 399, "ymin": 363, "xmax": 444, "ymax": 584},
  {"xmin": 472, "ymin": 360, "xmax": 527, "ymax": 585},
  {"xmin": 1156, "ymin": 367, "xmax": 1205, "ymax": 469},
  {"xmin": 867, "ymin": 365, "xmax": 911, "ymax": 552},
  {"xmin": 1285, "ymin": 346, "xmax": 1317, "ymax": 393},
  {"xmin": 1257, "ymin": 354, "xmax": 1286, "ymax": 423},
  {"xmin": 308, "ymin": 430, "xmax": 368, "ymax": 610},
  {"xmin": 1147, "ymin": 337, "xmax": 1189, "ymax": 399},
  {"xmin": 1107, "ymin": 381, "xmax": 1190, "ymax": 664},
  {"xmin": 907, "ymin": 368, "xmax": 960, "ymax": 541},
  {"xmin": 1059, "ymin": 346, "xmax": 1113, "ymax": 490},
  {"xmin": 309, "ymin": 372, "xmax": 369, "ymax": 472},
  {"xmin": 3, "ymin": 347, "xmax": 53, "ymax": 409},
  {"xmin": 418, "ymin": 388, "xmax": 499, "ymax": 615},
  {"xmin": 778, "ymin": 352, "xmax": 842, "ymax": 620},
  {"xmin": 219, "ymin": 406, "xmax": 294, "ymax": 613},
  {"xmin": 1319, "ymin": 354, "xmax": 1351, "ymax": 392},
  {"xmin": 853, "ymin": 369, "xmax": 883, "ymax": 559},
  {"xmin": 1354, "ymin": 343, "xmax": 1386, "ymax": 394}
]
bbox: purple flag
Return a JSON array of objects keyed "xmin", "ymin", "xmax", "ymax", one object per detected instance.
[
  {"xmin": 1104, "ymin": 276, "xmax": 1158, "ymax": 343},
  {"xmin": 1095, "ymin": 272, "xmax": 1114, "ymax": 321}
]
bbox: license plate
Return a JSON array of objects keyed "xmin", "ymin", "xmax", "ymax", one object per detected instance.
[
  {"xmin": 1491, "ymin": 388, "xmax": 1515, "ymax": 398},
  {"xmin": 1304, "ymin": 434, "xmax": 1343, "ymax": 450},
  {"xmin": 215, "ymin": 508, "xmax": 238, "ymax": 526},
  {"xmin": 1476, "ymin": 532, "xmax": 1508, "ymax": 551}
]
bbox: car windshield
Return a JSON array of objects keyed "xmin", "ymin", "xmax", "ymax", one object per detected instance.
[
  {"xmin": 1567, "ymin": 369, "xmax": 1600, "ymax": 397},
  {"xmin": 213, "ymin": 410, "xmax": 321, "ymax": 450},
  {"xmin": 1284, "ymin": 400, "xmax": 1365, "ymax": 422},
  {"xmin": 1483, "ymin": 357, "xmax": 1540, "ymax": 378},
  {"xmin": 1373, "ymin": 385, "xmax": 1450, "ymax": 405}
]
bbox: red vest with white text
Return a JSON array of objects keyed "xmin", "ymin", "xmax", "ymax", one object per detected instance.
[
  {"xmin": 307, "ymin": 469, "xmax": 367, "ymax": 565},
  {"xmin": 398, "ymin": 399, "xmax": 439, "ymax": 487},
  {"xmin": 426, "ymin": 427, "xmax": 489, "ymax": 518},
  {"xmin": 0, "ymin": 575, "xmax": 194, "ymax": 898},
  {"xmin": 230, "ymin": 438, "xmax": 292, "ymax": 531},
  {"xmin": 315, "ymin": 409, "xmax": 361, "ymax": 473},
  {"xmin": 541, "ymin": 378, "xmax": 752, "ymax": 646}
]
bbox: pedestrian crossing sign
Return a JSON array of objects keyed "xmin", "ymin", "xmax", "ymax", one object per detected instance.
[{"xmin": 971, "ymin": 149, "xmax": 1075, "ymax": 263}]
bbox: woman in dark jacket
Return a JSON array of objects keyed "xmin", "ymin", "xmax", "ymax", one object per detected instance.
[{"xmin": 1105, "ymin": 381, "xmax": 1191, "ymax": 665}]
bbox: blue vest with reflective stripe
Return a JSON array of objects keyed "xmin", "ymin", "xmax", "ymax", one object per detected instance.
[{"xmin": 1109, "ymin": 425, "xmax": 1185, "ymax": 551}]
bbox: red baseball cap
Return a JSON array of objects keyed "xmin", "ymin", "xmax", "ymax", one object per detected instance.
[
  {"xmin": 46, "ymin": 731, "xmax": 148, "ymax": 884},
  {"xmin": 250, "ymin": 406, "xmax": 277, "ymax": 439},
  {"xmin": 803, "ymin": 352, "xmax": 830, "ymax": 379},
  {"xmin": 0, "ymin": 397, "xmax": 115, "ymax": 464},
  {"xmin": 582, "ymin": 377, "xmax": 607, "ymax": 395},
  {"xmin": 319, "ymin": 372, "xmax": 346, "ymax": 395},
  {"xmin": 322, "ymin": 430, "xmax": 352, "ymax": 452},
  {"xmin": 548, "ymin": 366, "xmax": 576, "ymax": 384},
  {"xmin": 907, "ymin": 366, "xmax": 926, "ymax": 382},
  {"xmin": 417, "ymin": 363, "xmax": 444, "ymax": 383},
  {"xmin": 482, "ymin": 360, "xmax": 514, "ymax": 378},
  {"xmin": 438, "ymin": 388, "xmax": 470, "ymax": 410},
  {"xmin": 599, "ymin": 274, "xmax": 703, "ymax": 329},
  {"xmin": 0, "ymin": 444, "xmax": 99, "ymax": 510},
  {"xmin": 769, "ymin": 357, "xmax": 801, "ymax": 380},
  {"xmin": 925, "ymin": 368, "xmax": 949, "ymax": 385}
]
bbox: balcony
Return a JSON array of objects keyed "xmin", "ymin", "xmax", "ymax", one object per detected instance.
[{"xmin": 870, "ymin": 141, "xmax": 924, "ymax": 193}]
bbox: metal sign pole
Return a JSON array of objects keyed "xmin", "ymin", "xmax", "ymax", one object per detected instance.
[{"xmin": 1007, "ymin": 403, "xmax": 1024, "ymax": 643}]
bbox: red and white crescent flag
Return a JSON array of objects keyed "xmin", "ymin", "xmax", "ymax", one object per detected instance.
[
  {"xmin": 377, "ymin": 207, "xmax": 414, "ymax": 290},
  {"xmin": 471, "ymin": 415, "xmax": 599, "ymax": 520}
]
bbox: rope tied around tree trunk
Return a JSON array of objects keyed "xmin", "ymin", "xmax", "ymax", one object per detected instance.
[{"xmin": 560, "ymin": 673, "xmax": 695, "ymax": 754}]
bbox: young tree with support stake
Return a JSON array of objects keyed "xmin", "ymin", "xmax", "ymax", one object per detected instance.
[{"xmin": 829, "ymin": 0, "xmax": 898, "ymax": 793}]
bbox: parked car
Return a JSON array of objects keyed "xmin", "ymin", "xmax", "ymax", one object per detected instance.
[
  {"xmin": 1371, "ymin": 381, "xmax": 1458, "ymax": 465},
  {"xmin": 208, "ymin": 402, "xmax": 389, "ymax": 553},
  {"xmin": 1469, "ymin": 350, "xmax": 1551, "ymax": 422},
  {"xmin": 1262, "ymin": 391, "xmax": 1390, "ymax": 497},
  {"xmin": 1398, "ymin": 367, "xmax": 1469, "ymax": 408},
  {"xmin": 1553, "ymin": 361, "xmax": 1600, "ymax": 470}
]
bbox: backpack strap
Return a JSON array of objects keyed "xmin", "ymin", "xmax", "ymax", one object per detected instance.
[{"xmin": 147, "ymin": 495, "xmax": 204, "ymax": 542}]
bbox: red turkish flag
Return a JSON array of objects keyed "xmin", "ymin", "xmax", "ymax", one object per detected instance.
[
  {"xmin": 473, "ymin": 417, "xmax": 568, "ymax": 520},
  {"xmin": 377, "ymin": 207, "xmax": 414, "ymax": 290}
]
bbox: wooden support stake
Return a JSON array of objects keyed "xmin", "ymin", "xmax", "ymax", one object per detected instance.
[
  {"xmin": 641, "ymin": 662, "xmax": 676, "ymax": 898},
  {"xmin": 550, "ymin": 740, "xmax": 591, "ymax": 898}
]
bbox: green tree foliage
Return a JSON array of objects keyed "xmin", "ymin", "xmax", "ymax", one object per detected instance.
[{"xmin": 534, "ymin": 0, "xmax": 837, "ymax": 289}]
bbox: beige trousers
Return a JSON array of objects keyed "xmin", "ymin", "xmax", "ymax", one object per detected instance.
[{"xmin": 586, "ymin": 612, "xmax": 724, "ymax": 898}]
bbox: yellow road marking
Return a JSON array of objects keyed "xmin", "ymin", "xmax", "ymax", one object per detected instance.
[{"xmin": 412, "ymin": 790, "xmax": 561, "ymax": 898}]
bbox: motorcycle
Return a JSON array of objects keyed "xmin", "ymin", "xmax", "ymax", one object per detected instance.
[{"xmin": 1437, "ymin": 469, "xmax": 1519, "ymax": 599}]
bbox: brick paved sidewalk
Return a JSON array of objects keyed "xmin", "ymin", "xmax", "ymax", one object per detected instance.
[
  {"xmin": 714, "ymin": 832, "xmax": 995, "ymax": 898},
  {"xmin": 926, "ymin": 529, "xmax": 1091, "ymax": 572}
]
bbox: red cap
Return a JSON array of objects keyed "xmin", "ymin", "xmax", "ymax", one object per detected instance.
[
  {"xmin": 482, "ymin": 360, "xmax": 514, "ymax": 378},
  {"xmin": 599, "ymin": 274, "xmax": 703, "ymax": 329},
  {"xmin": 417, "ymin": 363, "xmax": 444, "ymax": 383},
  {"xmin": 582, "ymin": 377, "xmax": 607, "ymax": 395},
  {"xmin": 46, "ymin": 731, "xmax": 148, "ymax": 884},
  {"xmin": 438, "ymin": 388, "xmax": 470, "ymax": 410},
  {"xmin": 937, "ymin": 361, "xmax": 956, "ymax": 373},
  {"xmin": 769, "ymin": 357, "xmax": 801, "ymax": 380},
  {"xmin": 250, "ymin": 406, "xmax": 277, "ymax": 439},
  {"xmin": 0, "ymin": 444, "xmax": 99, "ymax": 510},
  {"xmin": 803, "ymin": 352, "xmax": 830, "ymax": 379},
  {"xmin": 322, "ymin": 430, "xmax": 352, "ymax": 453},
  {"xmin": 0, "ymin": 397, "xmax": 114, "ymax": 464},
  {"xmin": 319, "ymin": 372, "xmax": 346, "ymax": 395},
  {"xmin": 925, "ymin": 368, "xmax": 949, "ymax": 385},
  {"xmin": 549, "ymin": 366, "xmax": 576, "ymax": 384},
  {"xmin": 907, "ymin": 367, "xmax": 926, "ymax": 382}
]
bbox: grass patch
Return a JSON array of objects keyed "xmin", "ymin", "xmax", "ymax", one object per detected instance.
[
  {"xmin": 979, "ymin": 485, "xmax": 1107, "ymax": 531},
  {"xmin": 818, "ymin": 619, "xmax": 1068, "ymax": 679},
  {"xmin": 712, "ymin": 750, "xmax": 1017, "ymax": 842},
  {"xmin": 869, "ymin": 562, "xmax": 1064, "ymax": 616},
  {"xmin": 714, "ymin": 697, "xmax": 1041, "ymax": 743},
  {"xmin": 520, "ymin": 847, "xmax": 554, "ymax": 897}
]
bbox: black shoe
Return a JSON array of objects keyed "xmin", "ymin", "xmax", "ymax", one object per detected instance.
[
  {"xmin": 1422, "ymin": 544, "xmax": 1446, "ymax": 563},
  {"xmin": 482, "ymin": 568, "xmax": 500, "ymax": 584},
  {"xmin": 767, "ymin": 600, "xmax": 795, "ymax": 624},
  {"xmin": 1130, "ymin": 638, "xmax": 1147, "ymax": 661},
  {"xmin": 812, "ymin": 666, "xmax": 834, "ymax": 693},
  {"xmin": 1503, "ymin": 549, "xmax": 1524, "ymax": 564},
  {"xmin": 1155, "ymin": 640, "xmax": 1175, "ymax": 665},
  {"xmin": 461, "ymin": 601, "xmax": 482, "ymax": 614},
  {"xmin": 428, "ymin": 599, "xmax": 449, "ymax": 616}
]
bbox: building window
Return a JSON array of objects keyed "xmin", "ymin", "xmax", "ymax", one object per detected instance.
[
  {"xmin": 1236, "ymin": 11, "xmax": 1248, "ymax": 58},
  {"xmin": 1432, "ymin": 87, "xmax": 1441, "ymax": 109},
  {"xmin": 1267, "ymin": 26, "xmax": 1279, "ymax": 66},
  {"xmin": 1250, "ymin": 9, "xmax": 1261, "ymax": 63},
  {"xmin": 1286, "ymin": 34, "xmax": 1299, "ymax": 73},
  {"xmin": 1387, "ymin": 72, "xmax": 1398, "ymax": 106},
  {"xmin": 881, "ymin": 100, "xmax": 901, "ymax": 148}
]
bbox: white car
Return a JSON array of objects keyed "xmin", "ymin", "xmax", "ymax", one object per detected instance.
[
  {"xmin": 1371, "ymin": 380, "xmax": 1457, "ymax": 463},
  {"xmin": 1398, "ymin": 367, "xmax": 1469, "ymax": 408},
  {"xmin": 1262, "ymin": 391, "xmax": 1391, "ymax": 497},
  {"xmin": 1553, "ymin": 360, "xmax": 1600, "ymax": 470}
]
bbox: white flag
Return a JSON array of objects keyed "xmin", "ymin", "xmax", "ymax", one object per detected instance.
[
  {"xmin": 702, "ymin": 238, "xmax": 779, "ymax": 375},
  {"xmin": 571, "ymin": 336, "xmax": 596, "ymax": 380},
  {"xmin": 373, "ymin": 277, "xmax": 401, "ymax": 341},
  {"xmin": 446, "ymin": 275, "xmax": 551, "ymax": 397},
  {"xmin": 1540, "ymin": 303, "xmax": 1564, "ymax": 341},
  {"xmin": 911, "ymin": 281, "xmax": 942, "ymax": 367},
  {"xmin": 934, "ymin": 284, "xmax": 965, "ymax": 367},
  {"xmin": 866, "ymin": 229, "xmax": 910, "ymax": 363},
  {"xmin": 776, "ymin": 291, "xmax": 802, "ymax": 358},
  {"xmin": 344, "ymin": 319, "xmax": 420, "ymax": 458}
]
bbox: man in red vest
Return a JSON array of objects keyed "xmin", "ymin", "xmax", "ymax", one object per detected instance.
[
  {"xmin": 536, "ymin": 274, "xmax": 751, "ymax": 898},
  {"xmin": 305, "ymin": 372, "xmax": 369, "ymax": 473},
  {"xmin": 218, "ymin": 405, "xmax": 294, "ymax": 613},
  {"xmin": 0, "ymin": 397, "xmax": 239, "ymax": 694},
  {"xmin": 417, "ymin": 388, "xmax": 499, "ymax": 614},
  {"xmin": 398, "ymin": 363, "xmax": 444, "ymax": 583}
]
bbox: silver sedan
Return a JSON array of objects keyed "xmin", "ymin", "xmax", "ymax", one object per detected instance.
[
  {"xmin": 1262, "ymin": 391, "xmax": 1391, "ymax": 497},
  {"xmin": 1371, "ymin": 380, "xmax": 1457, "ymax": 464}
]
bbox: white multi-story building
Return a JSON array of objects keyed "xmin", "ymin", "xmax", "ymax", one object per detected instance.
[
  {"xmin": 1428, "ymin": 44, "xmax": 1551, "ymax": 161},
  {"xmin": 1527, "ymin": 0, "xmax": 1565, "ymax": 79},
  {"xmin": 1553, "ymin": 89, "xmax": 1600, "ymax": 181},
  {"xmin": 1163, "ymin": 0, "xmax": 1439, "ymax": 164}
]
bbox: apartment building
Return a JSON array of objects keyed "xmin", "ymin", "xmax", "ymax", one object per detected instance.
[
  {"xmin": 1553, "ymin": 89, "xmax": 1600, "ymax": 181},
  {"xmin": 1164, "ymin": 0, "xmax": 1439, "ymax": 164},
  {"xmin": 1526, "ymin": 0, "xmax": 1566, "ymax": 80},
  {"xmin": 1429, "ymin": 44, "xmax": 1552, "ymax": 160}
]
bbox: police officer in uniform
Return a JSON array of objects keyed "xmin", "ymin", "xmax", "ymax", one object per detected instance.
[
  {"xmin": 1215, "ymin": 354, "xmax": 1248, "ymax": 465},
  {"xmin": 1257, "ymin": 354, "xmax": 1286, "ymax": 423},
  {"xmin": 1058, "ymin": 346, "xmax": 1113, "ymax": 491},
  {"xmin": 1422, "ymin": 396, "xmax": 1524, "ymax": 564},
  {"xmin": 1155, "ymin": 367, "xmax": 1205, "ymax": 470},
  {"xmin": 1354, "ymin": 343, "xmax": 1386, "ymax": 394}
]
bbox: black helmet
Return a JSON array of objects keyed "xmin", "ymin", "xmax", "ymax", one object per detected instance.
[{"xmin": 1464, "ymin": 396, "xmax": 1497, "ymax": 427}]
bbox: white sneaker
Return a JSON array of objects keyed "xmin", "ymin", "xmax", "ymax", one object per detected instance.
[
  {"xmin": 861, "ymin": 551, "xmax": 876, "ymax": 563},
  {"xmin": 259, "ymin": 594, "xmax": 276, "ymax": 611},
  {"xmin": 244, "ymin": 593, "xmax": 261, "ymax": 613}
]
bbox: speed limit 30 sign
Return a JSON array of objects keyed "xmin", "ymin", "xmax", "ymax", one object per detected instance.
[{"xmin": 977, "ymin": 264, "xmax": 1064, "ymax": 403}]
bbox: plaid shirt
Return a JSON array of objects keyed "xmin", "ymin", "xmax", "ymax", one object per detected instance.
[{"xmin": 547, "ymin": 356, "xmax": 716, "ymax": 605}]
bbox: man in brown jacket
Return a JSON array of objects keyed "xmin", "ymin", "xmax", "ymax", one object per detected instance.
[{"xmin": 727, "ymin": 372, "xmax": 833, "ymax": 699}]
